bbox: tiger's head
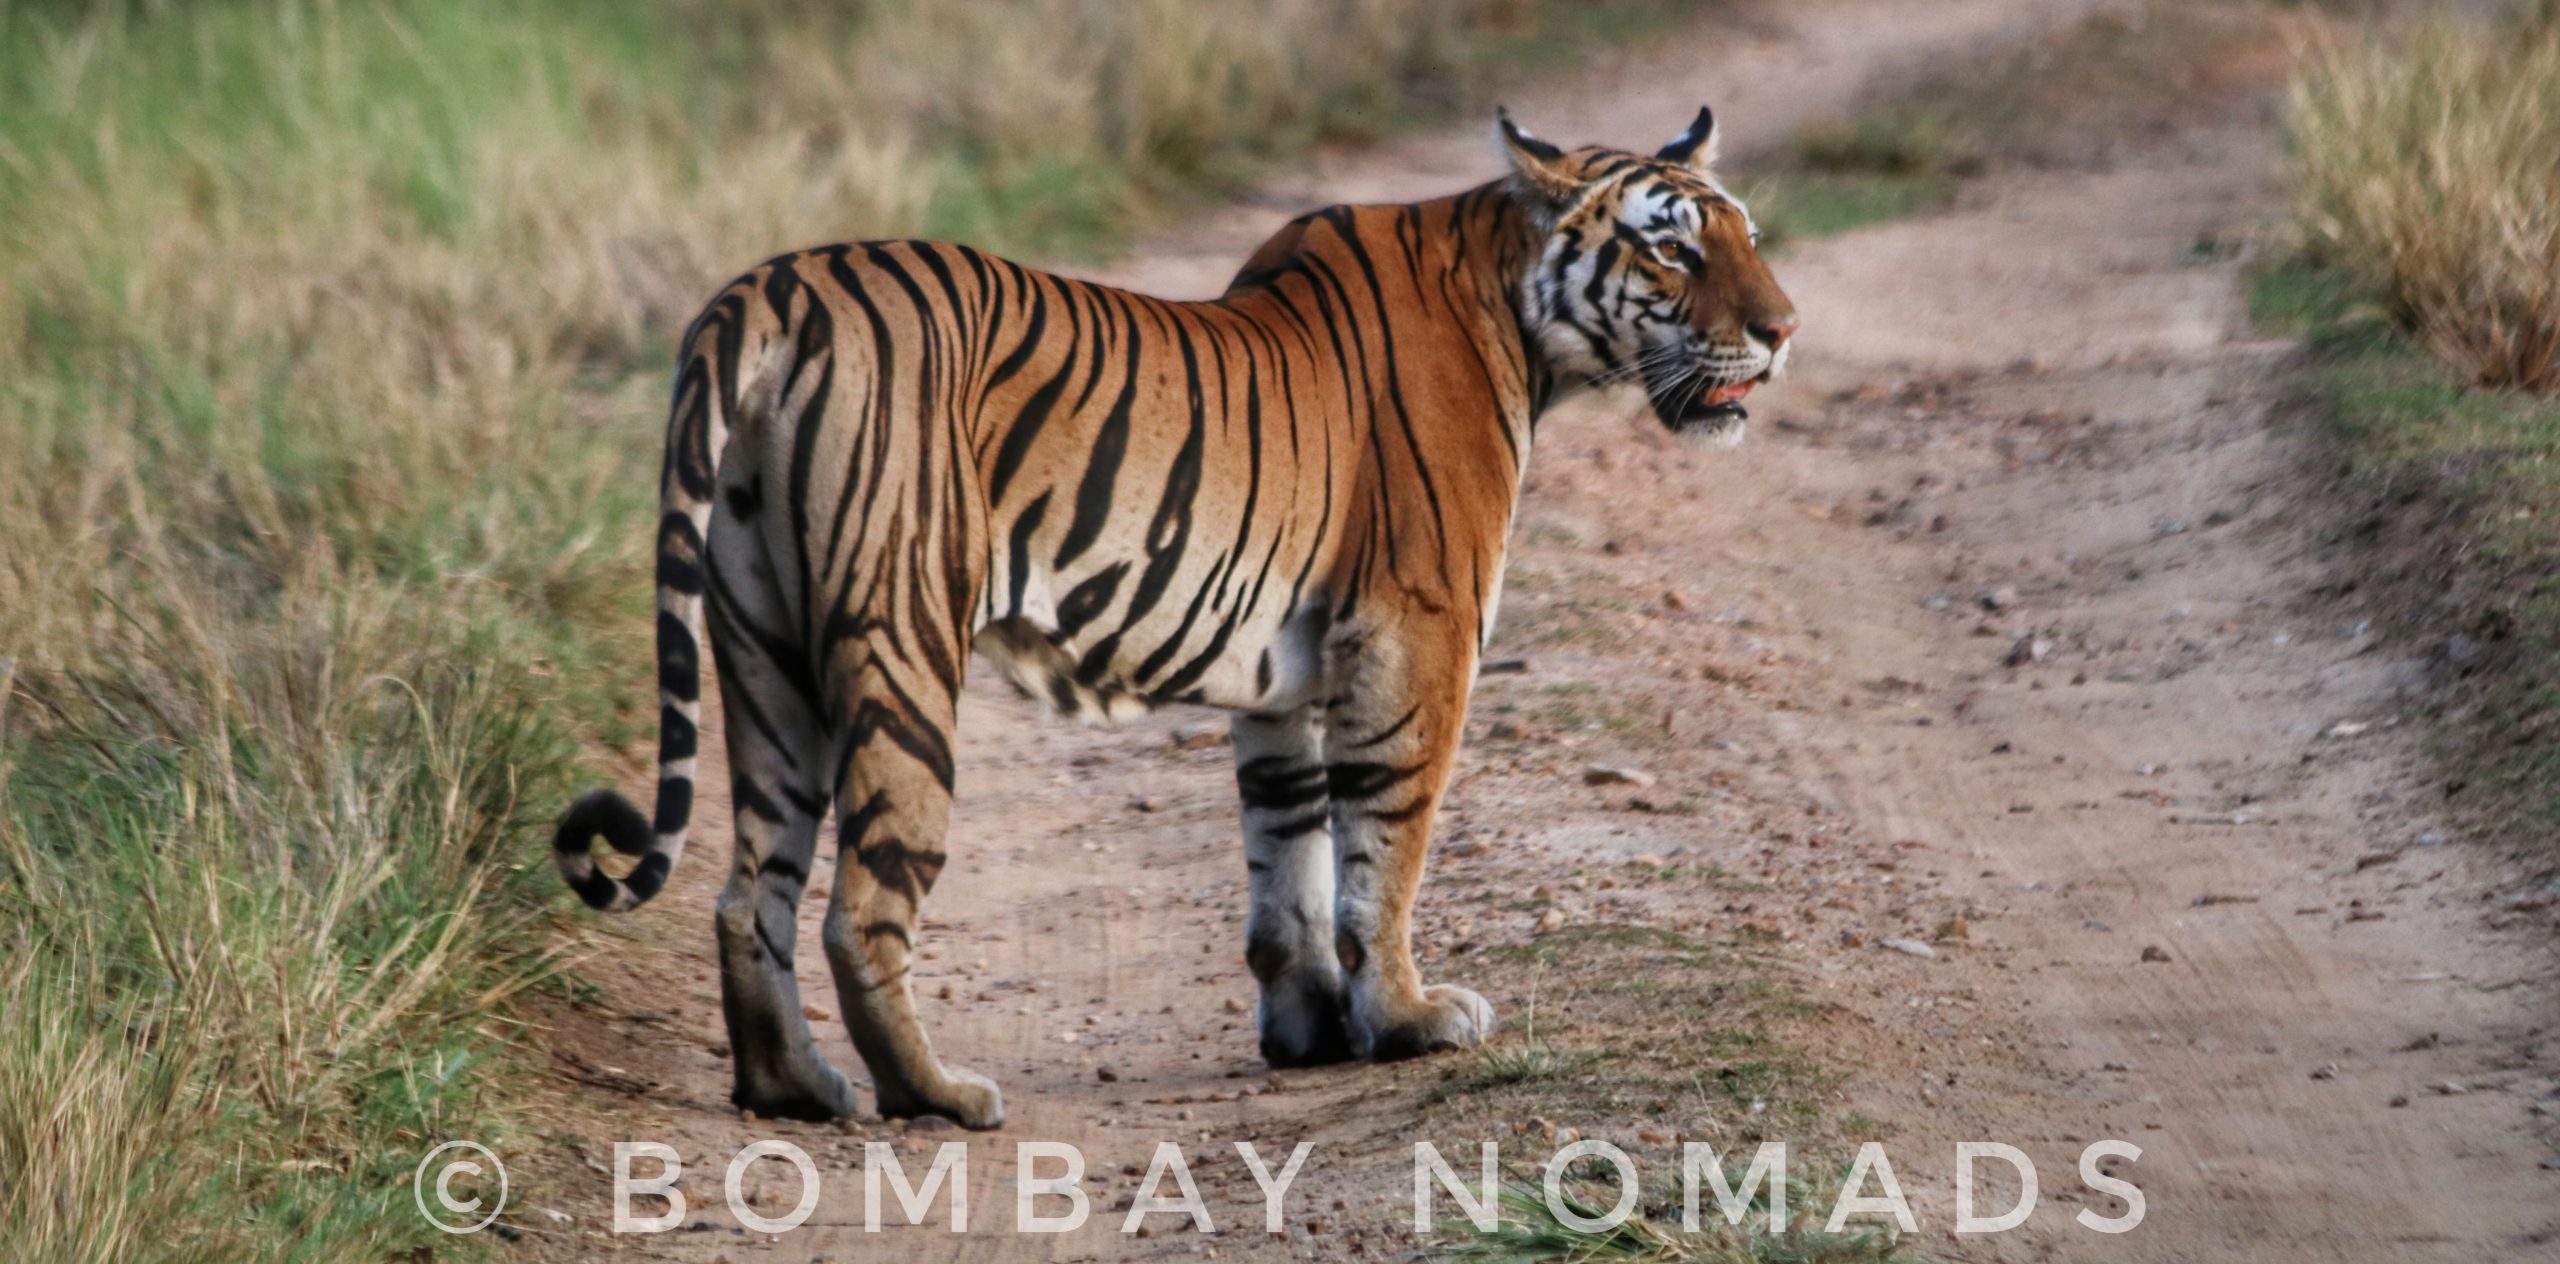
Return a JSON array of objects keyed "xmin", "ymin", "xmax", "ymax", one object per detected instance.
[{"xmin": 1499, "ymin": 106, "xmax": 1798, "ymax": 441}]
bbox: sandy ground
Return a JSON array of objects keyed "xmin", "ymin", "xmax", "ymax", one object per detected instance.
[{"xmin": 516, "ymin": 2, "xmax": 2560, "ymax": 1259}]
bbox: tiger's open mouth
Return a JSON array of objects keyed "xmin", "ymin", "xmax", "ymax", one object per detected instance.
[{"xmin": 1645, "ymin": 369, "xmax": 1767, "ymax": 434}]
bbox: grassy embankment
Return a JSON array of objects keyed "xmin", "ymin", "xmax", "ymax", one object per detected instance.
[
  {"xmin": 2258, "ymin": 2, "xmax": 2560, "ymax": 848},
  {"xmin": 0, "ymin": 1, "xmax": 1699, "ymax": 1257}
]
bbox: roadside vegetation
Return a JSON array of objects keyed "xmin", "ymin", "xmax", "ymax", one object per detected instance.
[
  {"xmin": 0, "ymin": 0, "xmax": 1698, "ymax": 1256},
  {"xmin": 2263, "ymin": 2, "xmax": 2560, "ymax": 843}
]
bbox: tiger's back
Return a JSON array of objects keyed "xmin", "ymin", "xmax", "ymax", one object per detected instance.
[{"xmin": 698, "ymin": 191, "xmax": 1540, "ymax": 716}]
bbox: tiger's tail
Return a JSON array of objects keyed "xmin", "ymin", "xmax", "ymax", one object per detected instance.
[{"xmin": 555, "ymin": 289, "xmax": 743, "ymax": 912}]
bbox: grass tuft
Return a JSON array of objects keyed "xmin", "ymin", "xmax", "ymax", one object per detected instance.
[
  {"xmin": 2283, "ymin": 3, "xmax": 2560, "ymax": 391},
  {"xmin": 1436, "ymin": 1175, "xmax": 1925, "ymax": 1263}
]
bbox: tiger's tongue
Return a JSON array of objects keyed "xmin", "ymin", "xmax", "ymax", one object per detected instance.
[{"xmin": 1705, "ymin": 380, "xmax": 1756, "ymax": 407}]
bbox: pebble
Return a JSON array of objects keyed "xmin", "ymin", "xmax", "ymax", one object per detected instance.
[
  {"xmin": 1583, "ymin": 764, "xmax": 1656, "ymax": 787},
  {"xmin": 1879, "ymin": 938, "xmax": 1936, "ymax": 959},
  {"xmin": 2140, "ymin": 945, "xmax": 2172, "ymax": 963}
]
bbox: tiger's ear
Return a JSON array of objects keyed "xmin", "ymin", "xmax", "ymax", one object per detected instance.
[
  {"xmin": 1655, "ymin": 105, "xmax": 1719, "ymax": 170},
  {"xmin": 1496, "ymin": 107, "xmax": 1579, "ymax": 208}
]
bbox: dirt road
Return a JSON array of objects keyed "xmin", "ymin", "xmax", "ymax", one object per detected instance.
[{"xmin": 526, "ymin": 2, "xmax": 2559, "ymax": 1259}]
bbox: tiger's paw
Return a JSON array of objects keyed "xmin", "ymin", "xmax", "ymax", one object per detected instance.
[
  {"xmin": 732, "ymin": 1064, "xmax": 859, "ymax": 1123},
  {"xmin": 1258, "ymin": 974, "xmax": 1356, "ymax": 1068},
  {"xmin": 875, "ymin": 1067, "xmax": 1006, "ymax": 1131},
  {"xmin": 1357, "ymin": 983, "xmax": 1496, "ymax": 1062}
]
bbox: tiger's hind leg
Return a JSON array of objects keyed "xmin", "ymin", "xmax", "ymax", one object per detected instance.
[
  {"xmin": 1231, "ymin": 706, "xmax": 1355, "ymax": 1066},
  {"xmin": 819, "ymin": 642, "xmax": 1003, "ymax": 1129},
  {"xmin": 704, "ymin": 520, "xmax": 858, "ymax": 1121}
]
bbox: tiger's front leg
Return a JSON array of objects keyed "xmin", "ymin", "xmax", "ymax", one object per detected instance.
[{"xmin": 1323, "ymin": 618, "xmax": 1495, "ymax": 1060}]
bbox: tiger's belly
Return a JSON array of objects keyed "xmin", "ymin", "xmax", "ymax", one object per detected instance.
[{"xmin": 974, "ymin": 581, "xmax": 1332, "ymax": 720}]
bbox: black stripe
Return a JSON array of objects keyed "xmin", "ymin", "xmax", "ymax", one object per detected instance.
[
  {"xmin": 1055, "ymin": 561, "xmax": 1128, "ymax": 638},
  {"xmin": 651, "ymin": 776, "xmax": 693, "ymax": 835},
  {"xmin": 625, "ymin": 851, "xmax": 672, "ymax": 902},
  {"xmin": 660, "ymin": 704, "xmax": 697, "ymax": 762},
  {"xmin": 1055, "ymin": 296, "xmax": 1144, "ymax": 568},
  {"xmin": 656, "ymin": 512, "xmax": 705, "ymax": 596},
  {"xmin": 1326, "ymin": 759, "xmax": 1425, "ymax": 803},
  {"xmin": 655, "ymin": 610, "xmax": 699, "ymax": 702},
  {"xmin": 1004, "ymin": 490, "xmax": 1051, "ymax": 618},
  {"xmin": 1237, "ymin": 756, "xmax": 1327, "ymax": 813}
]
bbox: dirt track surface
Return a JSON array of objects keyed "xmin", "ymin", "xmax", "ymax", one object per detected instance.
[{"xmin": 527, "ymin": 2, "xmax": 2559, "ymax": 1258}]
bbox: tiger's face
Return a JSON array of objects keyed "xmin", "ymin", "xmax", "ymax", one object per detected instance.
[{"xmin": 1501, "ymin": 107, "xmax": 1799, "ymax": 440}]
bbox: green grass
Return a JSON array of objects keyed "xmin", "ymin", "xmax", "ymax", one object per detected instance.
[
  {"xmin": 0, "ymin": 1, "xmax": 1717, "ymax": 1256},
  {"xmin": 2253, "ymin": 258, "xmax": 2560, "ymax": 839},
  {"xmin": 1741, "ymin": 115, "xmax": 1974, "ymax": 249},
  {"xmin": 1, "ymin": 643, "xmax": 574, "ymax": 1259},
  {"xmin": 1435, "ymin": 924, "xmax": 1839, "ymax": 1149}
]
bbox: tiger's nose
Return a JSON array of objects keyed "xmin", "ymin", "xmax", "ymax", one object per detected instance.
[{"xmin": 1750, "ymin": 316, "xmax": 1799, "ymax": 349}]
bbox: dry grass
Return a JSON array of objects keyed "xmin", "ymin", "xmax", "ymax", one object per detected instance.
[
  {"xmin": 0, "ymin": 0, "xmax": 1696, "ymax": 1255},
  {"xmin": 2259, "ymin": 6, "xmax": 2560, "ymax": 846},
  {"xmin": 1435, "ymin": 1173, "xmax": 1923, "ymax": 1263},
  {"xmin": 2284, "ymin": 2, "xmax": 2560, "ymax": 390}
]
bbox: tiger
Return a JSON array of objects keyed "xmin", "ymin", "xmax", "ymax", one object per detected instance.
[{"xmin": 555, "ymin": 106, "xmax": 1797, "ymax": 1128}]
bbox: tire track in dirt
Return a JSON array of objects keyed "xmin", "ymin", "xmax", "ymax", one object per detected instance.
[{"xmin": 522, "ymin": 3, "xmax": 2556, "ymax": 1260}]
